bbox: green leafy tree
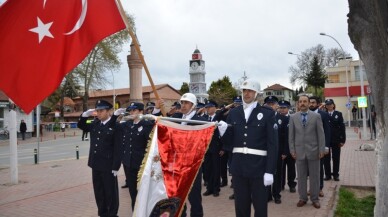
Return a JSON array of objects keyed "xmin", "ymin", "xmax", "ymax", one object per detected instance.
[
  {"xmin": 179, "ymin": 82, "xmax": 189, "ymax": 95},
  {"xmin": 208, "ymin": 76, "xmax": 238, "ymax": 106},
  {"xmin": 305, "ymin": 56, "xmax": 327, "ymax": 95}
]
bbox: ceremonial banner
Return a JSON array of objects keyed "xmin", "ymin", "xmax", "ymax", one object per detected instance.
[
  {"xmin": 0, "ymin": 0, "xmax": 125, "ymax": 113},
  {"xmin": 134, "ymin": 120, "xmax": 215, "ymax": 217}
]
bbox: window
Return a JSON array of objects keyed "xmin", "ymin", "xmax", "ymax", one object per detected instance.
[
  {"xmin": 354, "ymin": 66, "xmax": 367, "ymax": 81},
  {"xmin": 266, "ymin": 92, "xmax": 272, "ymax": 96},
  {"xmin": 274, "ymin": 90, "xmax": 283, "ymax": 96},
  {"xmin": 328, "ymin": 74, "xmax": 339, "ymax": 83}
]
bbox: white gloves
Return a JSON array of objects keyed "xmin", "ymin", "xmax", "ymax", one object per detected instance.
[
  {"xmin": 82, "ymin": 109, "xmax": 95, "ymax": 117},
  {"xmin": 112, "ymin": 170, "xmax": 118, "ymax": 177},
  {"xmin": 217, "ymin": 121, "xmax": 228, "ymax": 137},
  {"xmin": 263, "ymin": 173, "xmax": 273, "ymax": 186},
  {"xmin": 114, "ymin": 108, "xmax": 126, "ymax": 116}
]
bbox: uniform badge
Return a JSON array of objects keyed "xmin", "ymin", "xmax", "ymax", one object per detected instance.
[
  {"xmin": 257, "ymin": 113, "xmax": 263, "ymax": 120},
  {"xmin": 273, "ymin": 123, "xmax": 278, "ymax": 130},
  {"xmin": 335, "ymin": 115, "xmax": 338, "ymax": 119},
  {"xmin": 278, "ymin": 119, "xmax": 282, "ymax": 125},
  {"xmin": 138, "ymin": 126, "xmax": 143, "ymax": 132}
]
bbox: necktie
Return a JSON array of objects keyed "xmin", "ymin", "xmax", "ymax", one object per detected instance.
[{"xmin": 302, "ymin": 113, "xmax": 307, "ymax": 127}]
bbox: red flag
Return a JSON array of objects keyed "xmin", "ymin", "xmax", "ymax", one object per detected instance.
[
  {"xmin": 134, "ymin": 120, "xmax": 215, "ymax": 217},
  {"xmin": 0, "ymin": 0, "xmax": 126, "ymax": 113}
]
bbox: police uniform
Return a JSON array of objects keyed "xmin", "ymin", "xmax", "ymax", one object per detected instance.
[
  {"xmin": 77, "ymin": 100, "xmax": 121, "ymax": 217},
  {"xmin": 145, "ymin": 102, "xmax": 155, "ymax": 114},
  {"xmin": 222, "ymin": 102, "xmax": 278, "ymax": 217},
  {"xmin": 324, "ymin": 99, "xmax": 346, "ymax": 180},
  {"xmin": 117, "ymin": 102, "xmax": 154, "ymax": 210},
  {"xmin": 202, "ymin": 101, "xmax": 222, "ymax": 197}
]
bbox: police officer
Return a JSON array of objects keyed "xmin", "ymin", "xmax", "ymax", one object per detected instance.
[
  {"xmin": 264, "ymin": 96, "xmax": 283, "ymax": 204},
  {"xmin": 117, "ymin": 102, "xmax": 154, "ymax": 210},
  {"xmin": 218, "ymin": 79, "xmax": 277, "ymax": 217},
  {"xmin": 145, "ymin": 101, "xmax": 156, "ymax": 114},
  {"xmin": 324, "ymin": 99, "xmax": 346, "ymax": 181},
  {"xmin": 278, "ymin": 100, "xmax": 297, "ymax": 193},
  {"xmin": 153, "ymin": 93, "xmax": 207, "ymax": 217},
  {"xmin": 78, "ymin": 100, "xmax": 125, "ymax": 217},
  {"xmin": 202, "ymin": 100, "xmax": 222, "ymax": 197}
]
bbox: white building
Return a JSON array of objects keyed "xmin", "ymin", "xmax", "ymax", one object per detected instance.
[{"xmin": 188, "ymin": 48, "xmax": 208, "ymax": 103}]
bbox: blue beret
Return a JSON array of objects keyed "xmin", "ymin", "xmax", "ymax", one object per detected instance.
[
  {"xmin": 233, "ymin": 96, "xmax": 242, "ymax": 103},
  {"xmin": 325, "ymin": 99, "xmax": 334, "ymax": 105},
  {"xmin": 205, "ymin": 100, "xmax": 218, "ymax": 108},
  {"xmin": 278, "ymin": 100, "xmax": 291, "ymax": 107}
]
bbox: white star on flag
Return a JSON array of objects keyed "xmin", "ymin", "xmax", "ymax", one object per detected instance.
[{"xmin": 29, "ymin": 17, "xmax": 54, "ymax": 43}]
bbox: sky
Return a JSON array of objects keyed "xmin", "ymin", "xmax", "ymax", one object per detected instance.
[{"xmin": 1, "ymin": 0, "xmax": 358, "ymax": 92}]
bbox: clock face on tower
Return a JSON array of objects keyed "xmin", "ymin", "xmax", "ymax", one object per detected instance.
[
  {"xmin": 191, "ymin": 62, "xmax": 199, "ymax": 70},
  {"xmin": 200, "ymin": 62, "xmax": 205, "ymax": 70},
  {"xmin": 190, "ymin": 83, "xmax": 199, "ymax": 93}
]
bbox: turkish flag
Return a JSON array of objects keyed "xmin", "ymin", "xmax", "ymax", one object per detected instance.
[{"xmin": 0, "ymin": 0, "xmax": 126, "ymax": 113}]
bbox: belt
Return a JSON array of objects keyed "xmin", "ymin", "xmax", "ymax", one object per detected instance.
[{"xmin": 233, "ymin": 147, "xmax": 267, "ymax": 156}]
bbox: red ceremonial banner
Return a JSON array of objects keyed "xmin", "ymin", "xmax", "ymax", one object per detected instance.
[{"xmin": 0, "ymin": 0, "xmax": 125, "ymax": 113}]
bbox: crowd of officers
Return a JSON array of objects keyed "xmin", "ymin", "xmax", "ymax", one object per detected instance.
[{"xmin": 78, "ymin": 79, "xmax": 346, "ymax": 217}]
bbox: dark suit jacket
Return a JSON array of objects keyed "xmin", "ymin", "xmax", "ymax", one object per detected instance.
[
  {"xmin": 117, "ymin": 119, "xmax": 154, "ymax": 169},
  {"xmin": 317, "ymin": 110, "xmax": 331, "ymax": 148},
  {"xmin": 222, "ymin": 104, "xmax": 278, "ymax": 177},
  {"xmin": 78, "ymin": 115, "xmax": 121, "ymax": 171},
  {"xmin": 328, "ymin": 110, "xmax": 346, "ymax": 145}
]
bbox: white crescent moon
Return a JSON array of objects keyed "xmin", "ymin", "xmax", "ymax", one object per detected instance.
[{"xmin": 64, "ymin": 0, "xmax": 88, "ymax": 35}]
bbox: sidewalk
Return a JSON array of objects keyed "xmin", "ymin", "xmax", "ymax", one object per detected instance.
[{"xmin": 0, "ymin": 127, "xmax": 377, "ymax": 217}]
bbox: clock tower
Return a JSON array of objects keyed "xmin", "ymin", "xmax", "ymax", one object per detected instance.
[{"xmin": 189, "ymin": 48, "xmax": 208, "ymax": 103}]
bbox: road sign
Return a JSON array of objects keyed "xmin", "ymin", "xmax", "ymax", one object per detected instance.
[
  {"xmin": 346, "ymin": 102, "xmax": 351, "ymax": 109},
  {"xmin": 358, "ymin": 96, "xmax": 368, "ymax": 108}
]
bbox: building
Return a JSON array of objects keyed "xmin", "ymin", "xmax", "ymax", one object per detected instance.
[
  {"xmin": 0, "ymin": 90, "xmax": 34, "ymax": 138},
  {"xmin": 324, "ymin": 59, "xmax": 371, "ymax": 125},
  {"xmin": 263, "ymin": 84, "xmax": 294, "ymax": 105},
  {"xmin": 188, "ymin": 48, "xmax": 208, "ymax": 103}
]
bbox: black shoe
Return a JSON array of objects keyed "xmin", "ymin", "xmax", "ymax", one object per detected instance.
[
  {"xmin": 213, "ymin": 192, "xmax": 220, "ymax": 197},
  {"xmin": 203, "ymin": 190, "xmax": 213, "ymax": 196},
  {"xmin": 275, "ymin": 198, "xmax": 282, "ymax": 204},
  {"xmin": 324, "ymin": 177, "xmax": 332, "ymax": 181},
  {"xmin": 229, "ymin": 194, "xmax": 234, "ymax": 200},
  {"xmin": 121, "ymin": 184, "xmax": 128, "ymax": 188},
  {"xmin": 220, "ymin": 182, "xmax": 228, "ymax": 187},
  {"xmin": 204, "ymin": 181, "xmax": 208, "ymax": 187},
  {"xmin": 290, "ymin": 187, "xmax": 296, "ymax": 193},
  {"xmin": 267, "ymin": 197, "xmax": 273, "ymax": 202},
  {"xmin": 334, "ymin": 177, "xmax": 340, "ymax": 181}
]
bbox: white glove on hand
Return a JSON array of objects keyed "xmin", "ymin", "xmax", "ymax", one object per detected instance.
[
  {"xmin": 263, "ymin": 173, "xmax": 274, "ymax": 186},
  {"xmin": 82, "ymin": 109, "xmax": 95, "ymax": 117},
  {"xmin": 114, "ymin": 108, "xmax": 126, "ymax": 116},
  {"xmin": 112, "ymin": 170, "xmax": 118, "ymax": 177},
  {"xmin": 217, "ymin": 121, "xmax": 228, "ymax": 137}
]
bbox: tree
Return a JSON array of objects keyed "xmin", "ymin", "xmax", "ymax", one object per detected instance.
[
  {"xmin": 304, "ymin": 56, "xmax": 327, "ymax": 95},
  {"xmin": 289, "ymin": 44, "xmax": 351, "ymax": 86},
  {"xmin": 348, "ymin": 0, "xmax": 388, "ymax": 215},
  {"xmin": 74, "ymin": 14, "xmax": 134, "ymax": 111},
  {"xmin": 208, "ymin": 76, "xmax": 238, "ymax": 106},
  {"xmin": 179, "ymin": 82, "xmax": 189, "ymax": 95}
]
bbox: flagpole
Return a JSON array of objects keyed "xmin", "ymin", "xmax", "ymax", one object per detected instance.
[
  {"xmin": 115, "ymin": 0, "xmax": 167, "ymax": 116},
  {"xmin": 122, "ymin": 114, "xmax": 227, "ymax": 126},
  {"xmin": 8, "ymin": 101, "xmax": 18, "ymax": 184}
]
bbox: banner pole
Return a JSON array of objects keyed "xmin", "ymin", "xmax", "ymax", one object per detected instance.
[{"xmin": 115, "ymin": 0, "xmax": 167, "ymax": 116}]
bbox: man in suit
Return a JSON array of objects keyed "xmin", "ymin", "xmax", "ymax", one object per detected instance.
[
  {"xmin": 78, "ymin": 100, "xmax": 125, "ymax": 217},
  {"xmin": 202, "ymin": 100, "xmax": 222, "ymax": 197},
  {"xmin": 289, "ymin": 95, "xmax": 325, "ymax": 209},
  {"xmin": 324, "ymin": 99, "xmax": 346, "ymax": 181},
  {"xmin": 219, "ymin": 79, "xmax": 278, "ymax": 217},
  {"xmin": 309, "ymin": 96, "xmax": 331, "ymax": 197}
]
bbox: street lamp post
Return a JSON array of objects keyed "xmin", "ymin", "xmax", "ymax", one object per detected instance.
[{"xmin": 320, "ymin": 33, "xmax": 351, "ymax": 127}]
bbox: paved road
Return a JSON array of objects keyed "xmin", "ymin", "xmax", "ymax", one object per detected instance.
[{"xmin": 0, "ymin": 129, "xmax": 89, "ymax": 167}]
